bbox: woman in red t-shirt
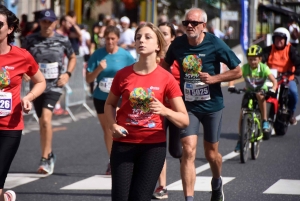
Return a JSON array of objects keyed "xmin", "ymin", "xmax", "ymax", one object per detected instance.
[
  {"xmin": 0, "ymin": 5, "xmax": 46, "ymax": 201},
  {"xmin": 104, "ymin": 22, "xmax": 189, "ymax": 201}
]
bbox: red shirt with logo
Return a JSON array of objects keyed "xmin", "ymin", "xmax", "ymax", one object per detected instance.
[
  {"xmin": 0, "ymin": 46, "xmax": 39, "ymax": 130},
  {"xmin": 110, "ymin": 65, "xmax": 182, "ymax": 143}
]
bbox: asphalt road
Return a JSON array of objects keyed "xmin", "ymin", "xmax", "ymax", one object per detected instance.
[{"xmin": 5, "ymin": 82, "xmax": 300, "ymax": 201}]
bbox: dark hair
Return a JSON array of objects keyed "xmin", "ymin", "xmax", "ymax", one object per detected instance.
[
  {"xmin": 59, "ymin": 15, "xmax": 66, "ymax": 25},
  {"xmin": 104, "ymin": 25, "xmax": 120, "ymax": 38},
  {"xmin": 67, "ymin": 10, "xmax": 76, "ymax": 18},
  {"xmin": 0, "ymin": 5, "xmax": 20, "ymax": 44},
  {"xmin": 158, "ymin": 22, "xmax": 176, "ymax": 38}
]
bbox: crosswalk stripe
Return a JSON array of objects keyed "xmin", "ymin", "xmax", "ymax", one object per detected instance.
[
  {"xmin": 4, "ymin": 173, "xmax": 48, "ymax": 189},
  {"xmin": 263, "ymin": 179, "xmax": 300, "ymax": 195},
  {"xmin": 61, "ymin": 175, "xmax": 111, "ymax": 190}
]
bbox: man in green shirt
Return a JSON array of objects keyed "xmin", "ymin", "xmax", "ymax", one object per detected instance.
[{"xmin": 161, "ymin": 8, "xmax": 242, "ymax": 201}]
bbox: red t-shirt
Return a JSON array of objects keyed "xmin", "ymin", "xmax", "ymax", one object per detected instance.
[
  {"xmin": 110, "ymin": 65, "xmax": 183, "ymax": 143},
  {"xmin": 0, "ymin": 46, "xmax": 39, "ymax": 130}
]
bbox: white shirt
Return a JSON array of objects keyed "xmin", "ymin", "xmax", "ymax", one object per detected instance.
[
  {"xmin": 119, "ymin": 28, "xmax": 137, "ymax": 59},
  {"xmin": 289, "ymin": 24, "xmax": 300, "ymax": 44},
  {"xmin": 79, "ymin": 29, "xmax": 91, "ymax": 56}
]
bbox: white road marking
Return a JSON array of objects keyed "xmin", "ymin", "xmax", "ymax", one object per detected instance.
[
  {"xmin": 296, "ymin": 114, "xmax": 300, "ymax": 121},
  {"xmin": 4, "ymin": 173, "xmax": 48, "ymax": 189},
  {"xmin": 61, "ymin": 175, "xmax": 111, "ymax": 190},
  {"xmin": 167, "ymin": 151, "xmax": 239, "ymax": 191},
  {"xmin": 263, "ymin": 179, "xmax": 300, "ymax": 195},
  {"xmin": 167, "ymin": 176, "xmax": 235, "ymax": 191}
]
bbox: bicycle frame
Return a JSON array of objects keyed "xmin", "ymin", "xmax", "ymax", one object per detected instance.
[{"xmin": 242, "ymin": 98, "xmax": 263, "ymax": 143}]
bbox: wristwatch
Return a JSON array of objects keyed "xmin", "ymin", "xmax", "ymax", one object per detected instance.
[{"xmin": 66, "ymin": 71, "xmax": 72, "ymax": 77}]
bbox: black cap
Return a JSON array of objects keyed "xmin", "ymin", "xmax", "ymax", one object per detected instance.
[{"xmin": 40, "ymin": 9, "xmax": 57, "ymax": 22}]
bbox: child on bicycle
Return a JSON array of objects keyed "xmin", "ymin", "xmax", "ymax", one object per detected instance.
[{"xmin": 229, "ymin": 45, "xmax": 277, "ymax": 152}]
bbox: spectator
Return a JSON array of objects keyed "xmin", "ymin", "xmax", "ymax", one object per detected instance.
[
  {"xmin": 288, "ymin": 16, "xmax": 300, "ymax": 48},
  {"xmin": 118, "ymin": 16, "xmax": 136, "ymax": 60},
  {"xmin": 67, "ymin": 10, "xmax": 82, "ymax": 55}
]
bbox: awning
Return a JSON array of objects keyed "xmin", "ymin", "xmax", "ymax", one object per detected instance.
[{"xmin": 258, "ymin": 4, "xmax": 300, "ymax": 18}]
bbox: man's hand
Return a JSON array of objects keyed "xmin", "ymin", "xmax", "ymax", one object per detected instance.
[
  {"xmin": 57, "ymin": 73, "xmax": 70, "ymax": 87},
  {"xmin": 199, "ymin": 72, "xmax": 216, "ymax": 84},
  {"xmin": 23, "ymin": 74, "xmax": 31, "ymax": 82}
]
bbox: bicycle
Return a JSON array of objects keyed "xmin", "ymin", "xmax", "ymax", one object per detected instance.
[{"xmin": 231, "ymin": 89, "xmax": 264, "ymax": 163}]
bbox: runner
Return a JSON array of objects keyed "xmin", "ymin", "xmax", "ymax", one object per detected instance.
[
  {"xmin": 86, "ymin": 25, "xmax": 135, "ymax": 175},
  {"xmin": 105, "ymin": 22, "xmax": 189, "ymax": 201},
  {"xmin": 0, "ymin": 5, "xmax": 46, "ymax": 201},
  {"xmin": 160, "ymin": 8, "xmax": 242, "ymax": 201},
  {"xmin": 22, "ymin": 9, "xmax": 76, "ymax": 175}
]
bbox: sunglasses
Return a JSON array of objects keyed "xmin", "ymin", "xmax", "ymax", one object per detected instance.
[
  {"xmin": 182, "ymin": 21, "xmax": 204, "ymax": 27},
  {"xmin": 0, "ymin": 21, "xmax": 3, "ymax": 29}
]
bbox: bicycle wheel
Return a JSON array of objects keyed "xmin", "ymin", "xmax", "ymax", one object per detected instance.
[
  {"xmin": 251, "ymin": 123, "xmax": 260, "ymax": 160},
  {"xmin": 240, "ymin": 114, "xmax": 251, "ymax": 163}
]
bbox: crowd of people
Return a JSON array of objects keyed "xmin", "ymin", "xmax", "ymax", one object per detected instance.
[{"xmin": 0, "ymin": 3, "xmax": 299, "ymax": 201}]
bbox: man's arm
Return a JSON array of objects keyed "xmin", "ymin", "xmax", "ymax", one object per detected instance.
[
  {"xmin": 57, "ymin": 53, "xmax": 76, "ymax": 87},
  {"xmin": 200, "ymin": 66, "xmax": 242, "ymax": 85}
]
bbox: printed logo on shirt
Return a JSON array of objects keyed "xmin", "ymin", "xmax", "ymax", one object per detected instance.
[
  {"xmin": 149, "ymin": 86, "xmax": 160, "ymax": 90},
  {"xmin": 182, "ymin": 54, "xmax": 203, "ymax": 75},
  {"xmin": 0, "ymin": 67, "xmax": 10, "ymax": 89},
  {"xmin": 198, "ymin": 54, "xmax": 206, "ymax": 57},
  {"xmin": 127, "ymin": 87, "xmax": 156, "ymax": 128},
  {"xmin": 5, "ymin": 66, "xmax": 15, "ymax": 70}
]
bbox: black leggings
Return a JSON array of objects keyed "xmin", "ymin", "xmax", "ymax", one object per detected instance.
[
  {"xmin": 0, "ymin": 130, "xmax": 22, "ymax": 188},
  {"xmin": 110, "ymin": 141, "xmax": 166, "ymax": 201},
  {"xmin": 165, "ymin": 119, "xmax": 182, "ymax": 158}
]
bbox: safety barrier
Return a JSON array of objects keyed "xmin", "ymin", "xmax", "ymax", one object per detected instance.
[
  {"xmin": 64, "ymin": 56, "xmax": 96, "ymax": 121},
  {"xmin": 21, "ymin": 80, "xmax": 38, "ymax": 122}
]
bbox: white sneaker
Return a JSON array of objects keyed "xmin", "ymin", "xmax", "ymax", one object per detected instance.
[{"xmin": 4, "ymin": 190, "xmax": 16, "ymax": 201}]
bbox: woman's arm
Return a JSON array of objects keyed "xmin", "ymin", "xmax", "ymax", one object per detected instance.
[{"xmin": 86, "ymin": 59, "xmax": 106, "ymax": 83}]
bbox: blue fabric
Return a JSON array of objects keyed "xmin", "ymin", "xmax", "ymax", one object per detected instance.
[
  {"xmin": 288, "ymin": 80, "xmax": 298, "ymax": 113},
  {"xmin": 87, "ymin": 47, "xmax": 135, "ymax": 100}
]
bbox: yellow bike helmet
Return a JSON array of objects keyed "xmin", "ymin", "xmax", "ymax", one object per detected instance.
[{"xmin": 247, "ymin": 45, "xmax": 262, "ymax": 57}]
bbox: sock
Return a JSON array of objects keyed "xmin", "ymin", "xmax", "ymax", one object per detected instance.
[
  {"xmin": 55, "ymin": 103, "xmax": 61, "ymax": 109},
  {"xmin": 185, "ymin": 196, "xmax": 194, "ymax": 201},
  {"xmin": 211, "ymin": 177, "xmax": 222, "ymax": 190}
]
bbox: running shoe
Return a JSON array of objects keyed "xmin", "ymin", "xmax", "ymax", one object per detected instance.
[
  {"xmin": 211, "ymin": 177, "xmax": 224, "ymax": 201},
  {"xmin": 152, "ymin": 186, "xmax": 168, "ymax": 199},
  {"xmin": 4, "ymin": 190, "xmax": 16, "ymax": 201},
  {"xmin": 105, "ymin": 163, "xmax": 111, "ymax": 175},
  {"xmin": 262, "ymin": 121, "xmax": 270, "ymax": 132},
  {"xmin": 48, "ymin": 152, "xmax": 56, "ymax": 175},
  {"xmin": 234, "ymin": 140, "xmax": 240, "ymax": 153},
  {"xmin": 37, "ymin": 157, "xmax": 51, "ymax": 174}
]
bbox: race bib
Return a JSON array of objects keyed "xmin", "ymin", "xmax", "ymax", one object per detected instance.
[
  {"xmin": 99, "ymin": 78, "xmax": 113, "ymax": 93},
  {"xmin": 184, "ymin": 82, "xmax": 211, "ymax": 101},
  {"xmin": 0, "ymin": 91, "xmax": 12, "ymax": 116},
  {"xmin": 39, "ymin": 62, "xmax": 59, "ymax": 79}
]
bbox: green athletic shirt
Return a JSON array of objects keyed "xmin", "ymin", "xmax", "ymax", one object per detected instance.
[
  {"xmin": 242, "ymin": 62, "xmax": 271, "ymax": 92},
  {"xmin": 165, "ymin": 33, "xmax": 241, "ymax": 113}
]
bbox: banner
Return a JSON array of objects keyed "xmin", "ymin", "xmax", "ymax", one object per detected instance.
[{"xmin": 240, "ymin": 0, "xmax": 249, "ymax": 53}]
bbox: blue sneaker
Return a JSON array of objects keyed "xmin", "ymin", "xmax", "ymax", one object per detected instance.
[
  {"xmin": 234, "ymin": 141, "xmax": 240, "ymax": 153},
  {"xmin": 262, "ymin": 121, "xmax": 270, "ymax": 132}
]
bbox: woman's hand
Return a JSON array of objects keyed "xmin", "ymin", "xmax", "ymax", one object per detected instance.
[
  {"xmin": 149, "ymin": 97, "xmax": 167, "ymax": 116},
  {"xmin": 110, "ymin": 124, "xmax": 128, "ymax": 138},
  {"xmin": 21, "ymin": 97, "xmax": 32, "ymax": 114}
]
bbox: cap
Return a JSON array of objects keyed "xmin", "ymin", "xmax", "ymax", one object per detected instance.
[
  {"xmin": 120, "ymin": 16, "xmax": 130, "ymax": 24},
  {"xmin": 40, "ymin": 9, "xmax": 57, "ymax": 22}
]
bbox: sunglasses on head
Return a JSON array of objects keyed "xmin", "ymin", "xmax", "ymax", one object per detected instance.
[
  {"xmin": 182, "ymin": 20, "xmax": 204, "ymax": 27},
  {"xmin": 0, "ymin": 21, "xmax": 3, "ymax": 29}
]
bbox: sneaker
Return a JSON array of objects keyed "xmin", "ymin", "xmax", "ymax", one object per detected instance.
[
  {"xmin": 37, "ymin": 152, "xmax": 56, "ymax": 175},
  {"xmin": 37, "ymin": 157, "xmax": 51, "ymax": 174},
  {"xmin": 289, "ymin": 116, "xmax": 297, "ymax": 125},
  {"xmin": 152, "ymin": 186, "xmax": 168, "ymax": 199},
  {"xmin": 234, "ymin": 141, "xmax": 240, "ymax": 153},
  {"xmin": 211, "ymin": 177, "xmax": 224, "ymax": 201},
  {"xmin": 53, "ymin": 108, "xmax": 69, "ymax": 115},
  {"xmin": 105, "ymin": 163, "xmax": 111, "ymax": 175},
  {"xmin": 262, "ymin": 121, "xmax": 270, "ymax": 132},
  {"xmin": 48, "ymin": 152, "xmax": 56, "ymax": 175},
  {"xmin": 4, "ymin": 190, "xmax": 16, "ymax": 201}
]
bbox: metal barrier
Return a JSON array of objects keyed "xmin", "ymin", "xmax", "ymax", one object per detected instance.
[
  {"xmin": 64, "ymin": 56, "xmax": 96, "ymax": 121},
  {"xmin": 21, "ymin": 80, "xmax": 38, "ymax": 122}
]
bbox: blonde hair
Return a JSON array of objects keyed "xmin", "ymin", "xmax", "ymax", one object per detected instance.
[{"xmin": 134, "ymin": 22, "xmax": 167, "ymax": 60}]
